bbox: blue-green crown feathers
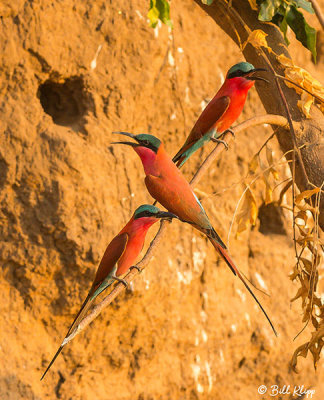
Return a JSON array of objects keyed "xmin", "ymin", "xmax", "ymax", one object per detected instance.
[
  {"xmin": 134, "ymin": 204, "xmax": 161, "ymax": 219},
  {"xmin": 135, "ymin": 134, "xmax": 161, "ymax": 151},
  {"xmin": 227, "ymin": 62, "xmax": 255, "ymax": 78}
]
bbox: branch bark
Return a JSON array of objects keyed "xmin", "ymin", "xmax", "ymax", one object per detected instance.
[
  {"xmin": 60, "ymin": 114, "xmax": 288, "ymax": 347},
  {"xmin": 194, "ymin": 0, "xmax": 324, "ymax": 230},
  {"xmin": 310, "ymin": 0, "xmax": 324, "ymax": 30},
  {"xmin": 190, "ymin": 114, "xmax": 288, "ymax": 185}
]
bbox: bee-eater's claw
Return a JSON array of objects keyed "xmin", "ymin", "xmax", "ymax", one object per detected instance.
[
  {"xmin": 211, "ymin": 137, "xmax": 229, "ymax": 151},
  {"xmin": 112, "ymin": 276, "xmax": 129, "ymax": 288},
  {"xmin": 130, "ymin": 265, "xmax": 142, "ymax": 273},
  {"xmin": 223, "ymin": 128, "xmax": 235, "ymax": 139}
]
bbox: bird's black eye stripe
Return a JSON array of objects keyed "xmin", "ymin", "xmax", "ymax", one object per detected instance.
[
  {"xmin": 228, "ymin": 69, "xmax": 246, "ymax": 79},
  {"xmin": 139, "ymin": 140, "xmax": 150, "ymax": 147},
  {"xmin": 135, "ymin": 210, "xmax": 155, "ymax": 219},
  {"xmin": 138, "ymin": 140, "xmax": 158, "ymax": 153}
]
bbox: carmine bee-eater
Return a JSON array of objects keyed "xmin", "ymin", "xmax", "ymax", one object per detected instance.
[
  {"xmin": 41, "ymin": 204, "xmax": 177, "ymax": 380},
  {"xmin": 113, "ymin": 132, "xmax": 277, "ymax": 335},
  {"xmin": 173, "ymin": 62, "xmax": 268, "ymax": 167}
]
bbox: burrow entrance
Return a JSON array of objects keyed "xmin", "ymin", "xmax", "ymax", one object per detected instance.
[{"xmin": 38, "ymin": 76, "xmax": 94, "ymax": 130}]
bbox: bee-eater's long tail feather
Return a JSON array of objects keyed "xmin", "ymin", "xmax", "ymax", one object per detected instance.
[
  {"xmin": 172, "ymin": 140, "xmax": 195, "ymax": 168},
  {"xmin": 208, "ymin": 237, "xmax": 277, "ymax": 336},
  {"xmin": 171, "ymin": 152, "xmax": 185, "ymax": 168},
  {"xmin": 172, "ymin": 150, "xmax": 184, "ymax": 166},
  {"xmin": 41, "ymin": 294, "xmax": 94, "ymax": 380},
  {"xmin": 173, "ymin": 154, "xmax": 185, "ymax": 168},
  {"xmin": 64, "ymin": 294, "xmax": 94, "ymax": 338},
  {"xmin": 40, "ymin": 345, "xmax": 64, "ymax": 380}
]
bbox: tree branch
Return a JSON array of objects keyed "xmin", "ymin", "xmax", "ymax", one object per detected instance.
[
  {"xmin": 59, "ymin": 114, "xmax": 288, "ymax": 348},
  {"xmin": 190, "ymin": 114, "xmax": 288, "ymax": 185}
]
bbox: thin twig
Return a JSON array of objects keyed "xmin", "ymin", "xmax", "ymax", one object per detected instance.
[
  {"xmin": 60, "ymin": 113, "xmax": 288, "ymax": 347},
  {"xmin": 292, "ymin": 133, "xmax": 299, "ymax": 265},
  {"xmin": 154, "ymin": 44, "xmax": 170, "ymax": 85},
  {"xmin": 263, "ymin": 55, "xmax": 310, "ymax": 188},
  {"xmin": 310, "ymin": 0, "xmax": 324, "ymax": 30}
]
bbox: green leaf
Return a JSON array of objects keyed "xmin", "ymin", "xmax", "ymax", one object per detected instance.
[
  {"xmin": 272, "ymin": 5, "xmax": 290, "ymax": 44},
  {"xmin": 148, "ymin": 4, "xmax": 159, "ymax": 28},
  {"xmin": 280, "ymin": 14, "xmax": 290, "ymax": 45},
  {"xmin": 294, "ymin": 0, "xmax": 314, "ymax": 14},
  {"xmin": 201, "ymin": 0, "xmax": 214, "ymax": 4},
  {"xmin": 258, "ymin": 0, "xmax": 282, "ymax": 21},
  {"xmin": 286, "ymin": 5, "xmax": 317, "ymax": 61},
  {"xmin": 148, "ymin": 0, "xmax": 173, "ymax": 29}
]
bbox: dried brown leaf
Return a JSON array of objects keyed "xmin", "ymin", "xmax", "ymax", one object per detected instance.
[
  {"xmin": 277, "ymin": 54, "xmax": 324, "ymax": 117},
  {"xmin": 236, "ymin": 187, "xmax": 258, "ymax": 235},
  {"xmin": 248, "ymin": 154, "xmax": 259, "ymax": 174},
  {"xmin": 295, "ymin": 187, "xmax": 320, "ymax": 204},
  {"xmin": 291, "ymin": 343, "xmax": 309, "ymax": 372},
  {"xmin": 266, "ymin": 145, "xmax": 279, "ymax": 180},
  {"xmin": 243, "ymin": 29, "xmax": 270, "ymax": 51}
]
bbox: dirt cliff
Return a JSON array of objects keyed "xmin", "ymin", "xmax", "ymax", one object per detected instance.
[{"xmin": 0, "ymin": 0, "xmax": 323, "ymax": 399}]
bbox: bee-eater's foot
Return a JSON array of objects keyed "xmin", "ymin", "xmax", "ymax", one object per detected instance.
[
  {"xmin": 211, "ymin": 137, "xmax": 229, "ymax": 151},
  {"xmin": 130, "ymin": 265, "xmax": 142, "ymax": 273},
  {"xmin": 223, "ymin": 128, "xmax": 235, "ymax": 138},
  {"xmin": 112, "ymin": 276, "xmax": 128, "ymax": 288}
]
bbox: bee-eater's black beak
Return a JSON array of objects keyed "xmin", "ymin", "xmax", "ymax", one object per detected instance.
[
  {"xmin": 111, "ymin": 131, "xmax": 139, "ymax": 147},
  {"xmin": 111, "ymin": 141, "xmax": 139, "ymax": 147},
  {"xmin": 156, "ymin": 211, "xmax": 179, "ymax": 220},
  {"xmin": 246, "ymin": 68, "xmax": 269, "ymax": 83}
]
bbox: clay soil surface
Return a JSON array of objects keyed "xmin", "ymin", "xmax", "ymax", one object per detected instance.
[{"xmin": 0, "ymin": 0, "xmax": 324, "ymax": 399}]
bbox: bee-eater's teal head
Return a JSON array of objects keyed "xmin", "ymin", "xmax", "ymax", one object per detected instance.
[
  {"xmin": 112, "ymin": 132, "xmax": 164, "ymax": 175},
  {"xmin": 112, "ymin": 132, "xmax": 161, "ymax": 153},
  {"xmin": 133, "ymin": 204, "xmax": 177, "ymax": 221},
  {"xmin": 227, "ymin": 62, "xmax": 268, "ymax": 82}
]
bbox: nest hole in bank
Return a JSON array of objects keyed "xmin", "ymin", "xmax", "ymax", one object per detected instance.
[{"xmin": 37, "ymin": 76, "xmax": 93, "ymax": 130}]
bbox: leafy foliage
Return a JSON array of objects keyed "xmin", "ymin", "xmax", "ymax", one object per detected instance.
[
  {"xmin": 149, "ymin": 1, "xmax": 316, "ymax": 58},
  {"xmin": 148, "ymin": 0, "xmax": 173, "ymax": 28},
  {"xmin": 257, "ymin": 0, "xmax": 316, "ymax": 60},
  {"xmin": 197, "ymin": 0, "xmax": 316, "ymax": 60}
]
